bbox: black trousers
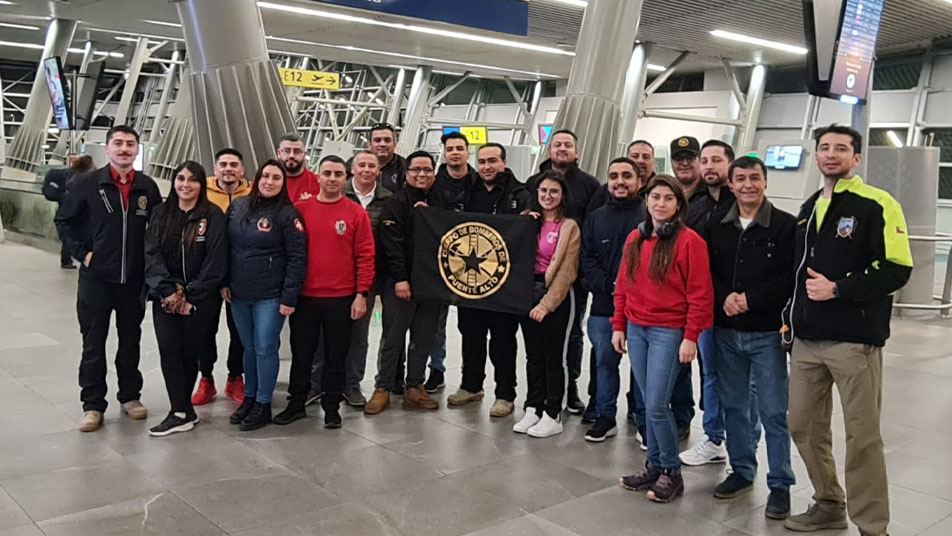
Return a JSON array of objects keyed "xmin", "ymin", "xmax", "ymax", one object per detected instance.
[
  {"xmin": 376, "ymin": 282, "xmax": 441, "ymax": 389},
  {"xmin": 520, "ymin": 291, "xmax": 574, "ymax": 418},
  {"xmin": 458, "ymin": 307, "xmax": 518, "ymax": 401},
  {"xmin": 57, "ymin": 202, "xmax": 72, "ymax": 266},
  {"xmin": 199, "ymin": 297, "xmax": 244, "ymax": 379},
  {"xmin": 567, "ymin": 283, "xmax": 588, "ymax": 384},
  {"xmin": 76, "ymin": 275, "xmax": 145, "ymax": 412},
  {"xmin": 152, "ymin": 300, "xmax": 218, "ymax": 414},
  {"xmin": 288, "ymin": 296, "xmax": 353, "ymax": 408}
]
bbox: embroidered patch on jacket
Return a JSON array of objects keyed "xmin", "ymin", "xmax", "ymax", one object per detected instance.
[
  {"xmin": 293, "ymin": 218, "xmax": 304, "ymax": 232},
  {"xmin": 257, "ymin": 217, "xmax": 272, "ymax": 232},
  {"xmin": 197, "ymin": 218, "xmax": 207, "ymax": 236},
  {"xmin": 335, "ymin": 220, "xmax": 347, "ymax": 235},
  {"xmin": 836, "ymin": 216, "xmax": 856, "ymax": 238}
]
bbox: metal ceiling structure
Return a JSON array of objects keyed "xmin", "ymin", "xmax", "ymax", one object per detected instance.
[{"xmin": 1, "ymin": 0, "xmax": 952, "ymax": 79}]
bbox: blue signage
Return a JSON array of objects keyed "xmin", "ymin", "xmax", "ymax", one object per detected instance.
[{"xmin": 314, "ymin": 0, "xmax": 529, "ymax": 36}]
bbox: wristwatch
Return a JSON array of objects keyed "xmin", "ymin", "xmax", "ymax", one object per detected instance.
[{"xmin": 832, "ymin": 283, "xmax": 839, "ymax": 298}]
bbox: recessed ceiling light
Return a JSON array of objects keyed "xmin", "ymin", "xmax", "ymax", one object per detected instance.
[
  {"xmin": 0, "ymin": 1, "xmax": 17, "ymax": 5},
  {"xmin": 67, "ymin": 47, "xmax": 124, "ymax": 58},
  {"xmin": 0, "ymin": 40, "xmax": 121, "ymax": 57},
  {"xmin": 710, "ymin": 29, "xmax": 808, "ymax": 55},
  {"xmin": 267, "ymin": 35, "xmax": 558, "ymax": 79},
  {"xmin": 257, "ymin": 1, "xmax": 574, "ymax": 57},
  {"xmin": 647, "ymin": 64, "xmax": 666, "ymax": 72},
  {"xmin": 142, "ymin": 19, "xmax": 182, "ymax": 28},
  {"xmin": 0, "ymin": 22, "xmax": 40, "ymax": 30},
  {"xmin": 0, "ymin": 40, "xmax": 43, "ymax": 50},
  {"xmin": 547, "ymin": 0, "xmax": 587, "ymax": 7},
  {"xmin": 84, "ymin": 26, "xmax": 185, "ymax": 43}
]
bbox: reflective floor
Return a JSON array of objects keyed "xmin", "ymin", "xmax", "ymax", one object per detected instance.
[{"xmin": 1, "ymin": 239, "xmax": 951, "ymax": 536}]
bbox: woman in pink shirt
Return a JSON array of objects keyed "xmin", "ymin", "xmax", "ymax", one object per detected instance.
[{"xmin": 514, "ymin": 171, "xmax": 580, "ymax": 438}]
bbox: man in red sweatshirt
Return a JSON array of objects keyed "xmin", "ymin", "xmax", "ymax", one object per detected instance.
[
  {"xmin": 275, "ymin": 154, "xmax": 375, "ymax": 429},
  {"xmin": 276, "ymin": 133, "xmax": 320, "ymax": 203}
]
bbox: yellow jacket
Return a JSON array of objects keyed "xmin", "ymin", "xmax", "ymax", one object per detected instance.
[{"xmin": 206, "ymin": 176, "xmax": 251, "ymax": 212}]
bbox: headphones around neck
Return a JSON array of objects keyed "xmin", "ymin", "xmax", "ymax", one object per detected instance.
[{"xmin": 638, "ymin": 219, "xmax": 679, "ymax": 239}]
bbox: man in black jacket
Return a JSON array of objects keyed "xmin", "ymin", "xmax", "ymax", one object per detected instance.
[
  {"xmin": 586, "ymin": 140, "xmax": 656, "ymax": 214},
  {"xmin": 783, "ymin": 125, "xmax": 912, "ymax": 536},
  {"xmin": 45, "ymin": 154, "xmax": 94, "ymax": 268},
  {"xmin": 55, "ymin": 126, "xmax": 163, "ymax": 432},
  {"xmin": 447, "ymin": 143, "xmax": 529, "ymax": 418},
  {"xmin": 705, "ymin": 156, "xmax": 796, "ymax": 518},
  {"xmin": 526, "ymin": 130, "xmax": 600, "ymax": 414},
  {"xmin": 580, "ymin": 157, "xmax": 645, "ymax": 443},
  {"xmin": 365, "ymin": 151, "xmax": 446, "ymax": 415},
  {"xmin": 370, "ymin": 122, "xmax": 407, "ymax": 193}
]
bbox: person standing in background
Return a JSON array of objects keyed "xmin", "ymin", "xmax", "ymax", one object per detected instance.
[{"xmin": 46, "ymin": 154, "xmax": 95, "ymax": 269}]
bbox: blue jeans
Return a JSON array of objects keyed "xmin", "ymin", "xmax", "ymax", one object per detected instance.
[
  {"xmin": 714, "ymin": 328, "xmax": 795, "ymax": 490},
  {"xmin": 698, "ymin": 329, "xmax": 725, "ymax": 443},
  {"xmin": 428, "ymin": 305, "xmax": 448, "ymax": 373},
  {"xmin": 627, "ymin": 322, "xmax": 684, "ymax": 473},
  {"xmin": 231, "ymin": 298, "xmax": 285, "ymax": 404},
  {"xmin": 590, "ymin": 316, "xmax": 644, "ymax": 427}
]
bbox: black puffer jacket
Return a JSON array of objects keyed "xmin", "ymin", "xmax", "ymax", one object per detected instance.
[
  {"xmin": 581, "ymin": 196, "xmax": 645, "ymax": 317},
  {"xmin": 54, "ymin": 166, "xmax": 163, "ymax": 285},
  {"xmin": 144, "ymin": 202, "xmax": 227, "ymax": 304},
  {"xmin": 226, "ymin": 197, "xmax": 307, "ymax": 307}
]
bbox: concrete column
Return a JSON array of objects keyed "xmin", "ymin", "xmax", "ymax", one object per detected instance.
[
  {"xmin": 550, "ymin": 0, "xmax": 643, "ymax": 178},
  {"xmin": 386, "ymin": 67, "xmax": 407, "ymax": 127},
  {"xmin": 395, "ymin": 65, "xmax": 431, "ymax": 157},
  {"xmin": 736, "ymin": 64, "xmax": 767, "ymax": 153},
  {"xmin": 617, "ymin": 42, "xmax": 652, "ymax": 155},
  {"xmin": 175, "ymin": 0, "xmax": 296, "ymax": 171},
  {"xmin": 3, "ymin": 18, "xmax": 77, "ymax": 176},
  {"xmin": 850, "ymin": 60, "xmax": 873, "ymax": 179}
]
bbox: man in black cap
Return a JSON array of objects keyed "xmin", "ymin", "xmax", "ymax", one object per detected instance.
[{"xmin": 671, "ymin": 136, "xmax": 703, "ymax": 199}]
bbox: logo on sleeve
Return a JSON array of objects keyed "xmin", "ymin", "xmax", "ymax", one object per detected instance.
[
  {"xmin": 335, "ymin": 220, "xmax": 347, "ymax": 235},
  {"xmin": 836, "ymin": 216, "xmax": 856, "ymax": 239},
  {"xmin": 293, "ymin": 218, "xmax": 305, "ymax": 233},
  {"xmin": 257, "ymin": 217, "xmax": 272, "ymax": 233},
  {"xmin": 197, "ymin": 218, "xmax": 207, "ymax": 236}
]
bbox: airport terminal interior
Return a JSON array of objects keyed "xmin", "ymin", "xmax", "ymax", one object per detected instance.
[{"xmin": 2, "ymin": 0, "xmax": 952, "ymax": 535}]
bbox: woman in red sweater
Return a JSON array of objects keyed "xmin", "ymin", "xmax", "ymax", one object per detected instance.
[{"xmin": 611, "ymin": 174, "xmax": 713, "ymax": 503}]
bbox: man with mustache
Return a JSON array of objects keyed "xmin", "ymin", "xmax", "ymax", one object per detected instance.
[{"xmin": 276, "ymin": 133, "xmax": 319, "ymax": 203}]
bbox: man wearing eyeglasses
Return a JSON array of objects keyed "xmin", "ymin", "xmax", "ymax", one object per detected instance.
[
  {"xmin": 276, "ymin": 133, "xmax": 320, "ymax": 203},
  {"xmin": 369, "ymin": 123, "xmax": 407, "ymax": 194},
  {"xmin": 365, "ymin": 151, "xmax": 448, "ymax": 414}
]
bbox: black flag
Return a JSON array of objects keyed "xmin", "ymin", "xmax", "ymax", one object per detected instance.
[{"xmin": 412, "ymin": 208, "xmax": 536, "ymax": 315}]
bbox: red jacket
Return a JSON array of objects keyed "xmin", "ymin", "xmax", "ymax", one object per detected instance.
[
  {"xmin": 295, "ymin": 196, "xmax": 375, "ymax": 298},
  {"xmin": 611, "ymin": 227, "xmax": 713, "ymax": 342},
  {"xmin": 286, "ymin": 168, "xmax": 320, "ymax": 204}
]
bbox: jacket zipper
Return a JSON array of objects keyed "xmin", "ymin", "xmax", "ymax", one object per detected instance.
[
  {"xmin": 730, "ymin": 224, "xmax": 747, "ymax": 325},
  {"xmin": 99, "ymin": 189, "xmax": 114, "ymax": 213},
  {"xmin": 120, "ymin": 195, "xmax": 128, "ymax": 284}
]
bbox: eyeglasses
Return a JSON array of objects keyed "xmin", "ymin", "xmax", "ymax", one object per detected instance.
[
  {"xmin": 371, "ymin": 123, "xmax": 395, "ymax": 133},
  {"xmin": 408, "ymin": 167, "xmax": 435, "ymax": 175},
  {"xmin": 672, "ymin": 155, "xmax": 697, "ymax": 164}
]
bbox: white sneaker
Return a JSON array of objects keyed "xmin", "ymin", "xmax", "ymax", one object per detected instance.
[
  {"xmin": 636, "ymin": 430, "xmax": 647, "ymax": 451},
  {"xmin": 513, "ymin": 408, "xmax": 541, "ymax": 434},
  {"xmin": 527, "ymin": 413, "xmax": 563, "ymax": 438},
  {"xmin": 679, "ymin": 435, "xmax": 728, "ymax": 466}
]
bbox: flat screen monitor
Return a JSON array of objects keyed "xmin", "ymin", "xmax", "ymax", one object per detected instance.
[
  {"xmin": 43, "ymin": 56, "xmax": 72, "ymax": 130},
  {"xmin": 442, "ymin": 126, "xmax": 461, "ymax": 137},
  {"xmin": 538, "ymin": 124, "xmax": 553, "ymax": 145},
  {"xmin": 764, "ymin": 145, "xmax": 805, "ymax": 170},
  {"xmin": 828, "ymin": 0, "xmax": 885, "ymax": 103}
]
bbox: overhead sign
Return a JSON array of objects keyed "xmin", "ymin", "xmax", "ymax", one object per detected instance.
[
  {"xmin": 442, "ymin": 126, "xmax": 488, "ymax": 146},
  {"xmin": 313, "ymin": 0, "xmax": 529, "ymax": 36},
  {"xmin": 279, "ymin": 68, "xmax": 340, "ymax": 90},
  {"xmin": 828, "ymin": 0, "xmax": 885, "ymax": 104}
]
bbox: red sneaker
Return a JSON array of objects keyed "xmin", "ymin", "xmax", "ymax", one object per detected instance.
[
  {"xmin": 225, "ymin": 376, "xmax": 245, "ymax": 404},
  {"xmin": 191, "ymin": 377, "xmax": 217, "ymax": 406}
]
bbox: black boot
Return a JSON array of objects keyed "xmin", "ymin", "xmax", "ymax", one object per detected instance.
[
  {"xmin": 230, "ymin": 398, "xmax": 256, "ymax": 425},
  {"xmin": 323, "ymin": 402, "xmax": 342, "ymax": 429},
  {"xmin": 424, "ymin": 369, "xmax": 445, "ymax": 393},
  {"xmin": 239, "ymin": 402, "xmax": 271, "ymax": 431},
  {"xmin": 566, "ymin": 381, "xmax": 585, "ymax": 414},
  {"xmin": 273, "ymin": 400, "xmax": 307, "ymax": 425}
]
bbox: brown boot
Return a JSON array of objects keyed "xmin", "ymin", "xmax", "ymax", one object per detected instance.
[
  {"xmin": 364, "ymin": 388, "xmax": 390, "ymax": 415},
  {"xmin": 403, "ymin": 386, "xmax": 439, "ymax": 410}
]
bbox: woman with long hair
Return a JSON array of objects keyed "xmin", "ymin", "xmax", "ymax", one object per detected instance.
[
  {"xmin": 144, "ymin": 161, "xmax": 227, "ymax": 436},
  {"xmin": 612, "ymin": 174, "xmax": 713, "ymax": 502},
  {"xmin": 513, "ymin": 170, "xmax": 580, "ymax": 438},
  {"xmin": 224, "ymin": 159, "xmax": 307, "ymax": 431}
]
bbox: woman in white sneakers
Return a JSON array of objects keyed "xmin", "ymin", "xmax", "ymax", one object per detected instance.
[{"xmin": 514, "ymin": 171, "xmax": 580, "ymax": 438}]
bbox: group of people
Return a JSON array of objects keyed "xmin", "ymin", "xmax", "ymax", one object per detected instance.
[{"xmin": 53, "ymin": 120, "xmax": 908, "ymax": 536}]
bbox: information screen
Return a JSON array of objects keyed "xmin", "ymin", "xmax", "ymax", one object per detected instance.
[
  {"xmin": 43, "ymin": 56, "xmax": 72, "ymax": 130},
  {"xmin": 828, "ymin": 0, "xmax": 885, "ymax": 103},
  {"xmin": 764, "ymin": 145, "xmax": 805, "ymax": 170}
]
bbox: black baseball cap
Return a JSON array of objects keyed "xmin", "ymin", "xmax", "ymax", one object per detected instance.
[{"xmin": 670, "ymin": 136, "xmax": 701, "ymax": 159}]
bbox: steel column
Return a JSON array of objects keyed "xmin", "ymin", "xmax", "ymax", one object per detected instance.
[
  {"xmin": 736, "ymin": 64, "xmax": 767, "ymax": 153},
  {"xmin": 386, "ymin": 67, "xmax": 407, "ymax": 126},
  {"xmin": 908, "ymin": 48, "xmax": 935, "ymax": 147},
  {"xmin": 114, "ymin": 37, "xmax": 150, "ymax": 126},
  {"xmin": 850, "ymin": 60, "xmax": 873, "ymax": 179},
  {"xmin": 148, "ymin": 47, "xmax": 181, "ymax": 143},
  {"xmin": 396, "ymin": 65, "xmax": 432, "ymax": 156},
  {"xmin": 618, "ymin": 42, "xmax": 652, "ymax": 153},
  {"xmin": 645, "ymin": 51, "xmax": 690, "ymax": 96}
]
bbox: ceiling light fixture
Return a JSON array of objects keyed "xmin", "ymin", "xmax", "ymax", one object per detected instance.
[
  {"xmin": 0, "ymin": 22, "xmax": 40, "ymax": 30},
  {"xmin": 0, "ymin": 1, "xmax": 17, "ymax": 5},
  {"xmin": 142, "ymin": 19, "xmax": 182, "ymax": 28},
  {"xmin": 710, "ymin": 29, "xmax": 808, "ymax": 55},
  {"xmin": 0, "ymin": 40, "xmax": 43, "ymax": 51},
  {"xmin": 0, "ymin": 41, "xmax": 122, "ymax": 57},
  {"xmin": 84, "ymin": 26, "xmax": 185, "ymax": 43},
  {"xmin": 267, "ymin": 35, "xmax": 558, "ymax": 79},
  {"xmin": 257, "ymin": 1, "xmax": 574, "ymax": 56},
  {"xmin": 647, "ymin": 64, "xmax": 666, "ymax": 72},
  {"xmin": 886, "ymin": 130, "xmax": 904, "ymax": 148},
  {"xmin": 546, "ymin": 0, "xmax": 588, "ymax": 7}
]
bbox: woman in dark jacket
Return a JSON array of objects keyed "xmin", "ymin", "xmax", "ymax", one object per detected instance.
[
  {"xmin": 144, "ymin": 161, "xmax": 227, "ymax": 437},
  {"xmin": 224, "ymin": 159, "xmax": 307, "ymax": 431}
]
